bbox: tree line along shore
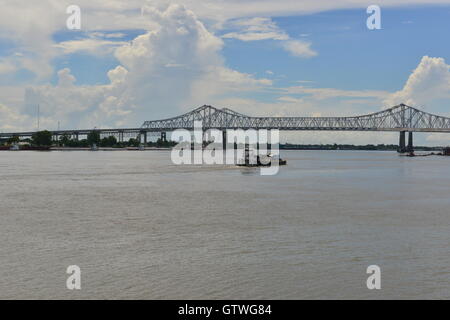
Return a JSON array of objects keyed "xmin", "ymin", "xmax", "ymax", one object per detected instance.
[
  {"xmin": 0, "ymin": 130, "xmax": 176, "ymax": 150},
  {"xmin": 1, "ymin": 130, "xmax": 446, "ymax": 152}
]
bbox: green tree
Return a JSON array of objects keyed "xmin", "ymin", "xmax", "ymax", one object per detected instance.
[
  {"xmin": 7, "ymin": 135, "xmax": 20, "ymax": 145},
  {"xmin": 31, "ymin": 130, "xmax": 53, "ymax": 147},
  {"xmin": 156, "ymin": 138, "xmax": 176, "ymax": 148},
  {"xmin": 100, "ymin": 137, "xmax": 109, "ymax": 147},
  {"xmin": 128, "ymin": 138, "xmax": 140, "ymax": 147},
  {"xmin": 107, "ymin": 135, "xmax": 117, "ymax": 147},
  {"xmin": 87, "ymin": 131, "xmax": 101, "ymax": 146},
  {"xmin": 60, "ymin": 134, "xmax": 71, "ymax": 146},
  {"xmin": 100, "ymin": 136, "xmax": 118, "ymax": 147}
]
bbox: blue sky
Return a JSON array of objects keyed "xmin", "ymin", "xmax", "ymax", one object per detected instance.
[
  {"xmin": 50, "ymin": 6, "xmax": 450, "ymax": 92},
  {"xmin": 0, "ymin": 1, "xmax": 450, "ymax": 145},
  {"xmin": 223, "ymin": 6, "xmax": 450, "ymax": 92},
  {"xmin": 51, "ymin": 29, "xmax": 146, "ymax": 85}
]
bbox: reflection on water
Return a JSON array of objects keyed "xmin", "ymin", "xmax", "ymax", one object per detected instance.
[{"xmin": 0, "ymin": 150, "xmax": 449, "ymax": 299}]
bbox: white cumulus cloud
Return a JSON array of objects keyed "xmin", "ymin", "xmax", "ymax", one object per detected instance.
[
  {"xmin": 222, "ymin": 17, "xmax": 289, "ymax": 41},
  {"xmin": 222, "ymin": 17, "xmax": 317, "ymax": 58},
  {"xmin": 21, "ymin": 4, "xmax": 271, "ymax": 129},
  {"xmin": 282, "ymin": 40, "xmax": 317, "ymax": 58},
  {"xmin": 384, "ymin": 56, "xmax": 450, "ymax": 107}
]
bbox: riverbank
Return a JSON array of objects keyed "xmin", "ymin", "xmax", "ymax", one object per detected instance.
[
  {"xmin": 280, "ymin": 144, "xmax": 443, "ymax": 151},
  {"xmin": 0, "ymin": 146, "xmax": 172, "ymax": 151},
  {"xmin": 51, "ymin": 147, "xmax": 172, "ymax": 151}
]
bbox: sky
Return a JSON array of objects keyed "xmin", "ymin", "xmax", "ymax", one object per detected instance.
[{"xmin": 1, "ymin": 0, "xmax": 450, "ymax": 145}]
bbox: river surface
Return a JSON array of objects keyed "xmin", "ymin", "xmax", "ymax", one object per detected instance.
[{"xmin": 0, "ymin": 150, "xmax": 449, "ymax": 299}]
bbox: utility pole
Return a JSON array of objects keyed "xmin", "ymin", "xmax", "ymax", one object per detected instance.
[{"xmin": 37, "ymin": 104, "xmax": 40, "ymax": 131}]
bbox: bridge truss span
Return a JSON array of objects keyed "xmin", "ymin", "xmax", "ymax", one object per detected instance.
[
  {"xmin": 141, "ymin": 104, "xmax": 450, "ymax": 133},
  {"xmin": 1, "ymin": 104, "xmax": 450, "ymax": 142}
]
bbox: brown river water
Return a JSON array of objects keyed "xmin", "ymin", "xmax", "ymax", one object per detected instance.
[{"xmin": 0, "ymin": 150, "xmax": 449, "ymax": 299}]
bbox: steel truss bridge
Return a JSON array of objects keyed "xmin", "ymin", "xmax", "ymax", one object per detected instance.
[
  {"xmin": 1, "ymin": 104, "xmax": 449, "ymax": 151},
  {"xmin": 141, "ymin": 103, "xmax": 450, "ymax": 132}
]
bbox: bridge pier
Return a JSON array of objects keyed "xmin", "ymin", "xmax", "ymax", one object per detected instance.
[
  {"xmin": 268, "ymin": 129, "xmax": 272, "ymax": 154},
  {"xmin": 398, "ymin": 131, "xmax": 414, "ymax": 153},
  {"xmin": 161, "ymin": 132, "xmax": 167, "ymax": 142},
  {"xmin": 244, "ymin": 143, "xmax": 250, "ymax": 165},
  {"xmin": 398, "ymin": 131, "xmax": 406, "ymax": 153},
  {"xmin": 257, "ymin": 140, "xmax": 259, "ymax": 158},
  {"xmin": 407, "ymin": 131, "xmax": 414, "ymax": 153},
  {"xmin": 137, "ymin": 131, "xmax": 145, "ymax": 144},
  {"xmin": 222, "ymin": 130, "xmax": 227, "ymax": 151}
]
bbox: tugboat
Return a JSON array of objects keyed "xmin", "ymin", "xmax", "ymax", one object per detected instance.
[
  {"xmin": 237, "ymin": 145, "xmax": 287, "ymax": 167},
  {"xmin": 269, "ymin": 154, "xmax": 287, "ymax": 166}
]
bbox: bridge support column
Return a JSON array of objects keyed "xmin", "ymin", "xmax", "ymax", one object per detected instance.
[
  {"xmin": 398, "ymin": 131, "xmax": 406, "ymax": 153},
  {"xmin": 244, "ymin": 143, "xmax": 250, "ymax": 165},
  {"xmin": 407, "ymin": 132, "xmax": 414, "ymax": 153},
  {"xmin": 161, "ymin": 132, "xmax": 167, "ymax": 142},
  {"xmin": 143, "ymin": 131, "xmax": 147, "ymax": 145},
  {"xmin": 268, "ymin": 130, "xmax": 272, "ymax": 154},
  {"xmin": 256, "ymin": 140, "xmax": 259, "ymax": 158},
  {"xmin": 222, "ymin": 130, "xmax": 227, "ymax": 152}
]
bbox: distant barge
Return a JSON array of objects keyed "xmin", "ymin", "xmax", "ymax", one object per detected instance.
[
  {"xmin": 401, "ymin": 147, "xmax": 450, "ymax": 157},
  {"xmin": 444, "ymin": 147, "xmax": 450, "ymax": 156}
]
